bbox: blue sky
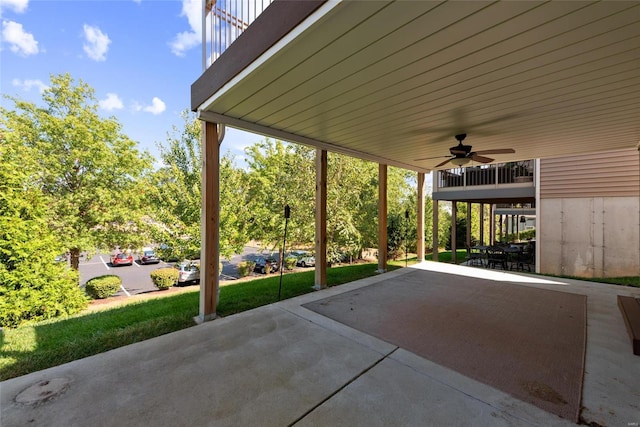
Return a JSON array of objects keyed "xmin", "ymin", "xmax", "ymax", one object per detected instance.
[{"xmin": 1, "ymin": 0, "xmax": 262, "ymax": 165}]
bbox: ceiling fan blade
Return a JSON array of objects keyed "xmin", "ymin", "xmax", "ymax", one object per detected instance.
[
  {"xmin": 414, "ymin": 155, "xmax": 451, "ymax": 161},
  {"xmin": 474, "ymin": 148, "xmax": 515, "ymax": 155},
  {"xmin": 470, "ymin": 154, "xmax": 494, "ymax": 163},
  {"xmin": 450, "ymin": 148, "xmax": 467, "ymax": 155},
  {"xmin": 434, "ymin": 158, "xmax": 453, "ymax": 168}
]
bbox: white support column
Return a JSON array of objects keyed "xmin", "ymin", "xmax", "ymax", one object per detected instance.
[
  {"xmin": 417, "ymin": 172, "xmax": 425, "ymax": 261},
  {"xmin": 197, "ymin": 121, "xmax": 221, "ymax": 323},
  {"xmin": 314, "ymin": 149, "xmax": 327, "ymax": 289},
  {"xmin": 378, "ymin": 164, "xmax": 388, "ymax": 272}
]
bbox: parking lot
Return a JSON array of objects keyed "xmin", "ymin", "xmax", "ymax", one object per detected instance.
[
  {"xmin": 77, "ymin": 246, "xmax": 307, "ymax": 298},
  {"xmin": 78, "ymin": 252, "xmax": 172, "ymax": 296}
]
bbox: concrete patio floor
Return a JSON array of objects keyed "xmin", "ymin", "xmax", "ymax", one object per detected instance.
[{"xmin": 2, "ymin": 262, "xmax": 639, "ymax": 426}]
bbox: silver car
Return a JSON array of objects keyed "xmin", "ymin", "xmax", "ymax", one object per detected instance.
[{"xmin": 175, "ymin": 261, "xmax": 200, "ymax": 285}]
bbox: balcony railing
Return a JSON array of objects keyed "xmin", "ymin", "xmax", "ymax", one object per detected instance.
[
  {"xmin": 203, "ymin": 0, "xmax": 272, "ymax": 69},
  {"xmin": 436, "ymin": 160, "xmax": 535, "ymax": 190}
]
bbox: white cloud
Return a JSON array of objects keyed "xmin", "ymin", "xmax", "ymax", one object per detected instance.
[
  {"xmin": 0, "ymin": 0, "xmax": 29, "ymax": 13},
  {"xmin": 169, "ymin": 0, "xmax": 201, "ymax": 57},
  {"xmin": 82, "ymin": 24, "xmax": 110, "ymax": 61},
  {"xmin": 133, "ymin": 97, "xmax": 166, "ymax": 115},
  {"xmin": 2, "ymin": 20, "xmax": 38, "ymax": 56},
  {"xmin": 99, "ymin": 93, "xmax": 124, "ymax": 111},
  {"xmin": 144, "ymin": 97, "xmax": 166, "ymax": 114},
  {"xmin": 12, "ymin": 78, "xmax": 48, "ymax": 93}
]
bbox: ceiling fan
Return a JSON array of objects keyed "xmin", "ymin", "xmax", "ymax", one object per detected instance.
[{"xmin": 415, "ymin": 133, "xmax": 515, "ymax": 168}]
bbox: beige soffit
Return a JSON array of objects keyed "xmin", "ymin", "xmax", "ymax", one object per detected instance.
[{"xmin": 198, "ymin": 1, "xmax": 640, "ymax": 172}]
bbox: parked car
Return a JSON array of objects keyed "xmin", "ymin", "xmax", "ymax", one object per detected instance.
[
  {"xmin": 175, "ymin": 261, "xmax": 200, "ymax": 285},
  {"xmin": 111, "ymin": 252, "xmax": 134, "ymax": 267},
  {"xmin": 253, "ymin": 256, "xmax": 279, "ymax": 274},
  {"xmin": 138, "ymin": 250, "xmax": 160, "ymax": 265},
  {"xmin": 296, "ymin": 253, "xmax": 315, "ymax": 267},
  {"xmin": 297, "ymin": 256, "xmax": 315, "ymax": 267},
  {"xmin": 285, "ymin": 250, "xmax": 315, "ymax": 267}
]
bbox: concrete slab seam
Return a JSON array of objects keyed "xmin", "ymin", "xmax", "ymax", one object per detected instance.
[{"xmin": 288, "ymin": 347, "xmax": 399, "ymax": 427}]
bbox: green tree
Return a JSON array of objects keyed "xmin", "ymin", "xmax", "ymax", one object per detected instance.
[
  {"xmin": 1, "ymin": 73, "xmax": 153, "ymax": 271},
  {"xmin": 0, "ymin": 129, "xmax": 88, "ymax": 327},
  {"xmin": 148, "ymin": 112, "xmax": 248, "ymax": 260},
  {"xmin": 243, "ymin": 141, "xmax": 417, "ymax": 262},
  {"xmin": 244, "ymin": 140, "xmax": 316, "ymax": 253}
]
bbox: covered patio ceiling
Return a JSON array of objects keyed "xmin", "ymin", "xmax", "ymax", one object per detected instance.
[{"xmin": 193, "ymin": 1, "xmax": 640, "ymax": 173}]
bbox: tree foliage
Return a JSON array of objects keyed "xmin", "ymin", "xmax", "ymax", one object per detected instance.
[
  {"xmin": 148, "ymin": 113, "xmax": 248, "ymax": 260},
  {"xmin": 0, "ymin": 126, "xmax": 88, "ymax": 327},
  {"xmin": 242, "ymin": 141, "xmax": 419, "ymax": 262},
  {"xmin": 1, "ymin": 73, "xmax": 153, "ymax": 270}
]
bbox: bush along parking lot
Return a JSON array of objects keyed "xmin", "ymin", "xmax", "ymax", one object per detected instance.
[
  {"xmin": 150, "ymin": 268, "xmax": 179, "ymax": 290},
  {"xmin": 85, "ymin": 275, "xmax": 122, "ymax": 299}
]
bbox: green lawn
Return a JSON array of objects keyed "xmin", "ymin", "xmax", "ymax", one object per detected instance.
[
  {"xmin": 0, "ymin": 262, "xmax": 399, "ymax": 381},
  {"xmin": 426, "ymin": 249, "xmax": 467, "ymax": 264}
]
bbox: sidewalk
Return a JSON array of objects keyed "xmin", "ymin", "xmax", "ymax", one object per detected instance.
[{"xmin": 2, "ymin": 262, "xmax": 639, "ymax": 426}]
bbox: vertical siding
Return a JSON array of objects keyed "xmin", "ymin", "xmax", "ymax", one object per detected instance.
[{"xmin": 539, "ymin": 148, "xmax": 639, "ymax": 198}]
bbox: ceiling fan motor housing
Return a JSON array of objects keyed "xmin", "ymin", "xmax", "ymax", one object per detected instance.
[{"xmin": 450, "ymin": 133, "xmax": 472, "ymax": 156}]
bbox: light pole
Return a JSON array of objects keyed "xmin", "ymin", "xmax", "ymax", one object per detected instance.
[
  {"xmin": 278, "ymin": 204, "xmax": 290, "ymax": 301},
  {"xmin": 405, "ymin": 210, "xmax": 409, "ymax": 267}
]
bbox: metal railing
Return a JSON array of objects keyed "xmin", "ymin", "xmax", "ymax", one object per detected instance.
[
  {"xmin": 436, "ymin": 160, "xmax": 535, "ymax": 190},
  {"xmin": 203, "ymin": 0, "xmax": 273, "ymax": 70}
]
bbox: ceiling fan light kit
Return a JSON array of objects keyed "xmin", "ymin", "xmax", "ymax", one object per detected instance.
[{"xmin": 450, "ymin": 157, "xmax": 471, "ymax": 166}]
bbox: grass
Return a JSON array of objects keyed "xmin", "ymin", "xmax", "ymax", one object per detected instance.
[
  {"xmin": 426, "ymin": 249, "xmax": 467, "ymax": 264},
  {"xmin": 541, "ymin": 274, "xmax": 640, "ymax": 288},
  {"xmin": 0, "ymin": 262, "xmax": 399, "ymax": 381}
]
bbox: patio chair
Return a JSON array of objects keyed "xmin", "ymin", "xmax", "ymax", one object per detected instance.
[
  {"xmin": 465, "ymin": 245, "xmax": 485, "ymax": 267},
  {"xmin": 486, "ymin": 246, "xmax": 508, "ymax": 270},
  {"xmin": 510, "ymin": 247, "xmax": 534, "ymax": 272}
]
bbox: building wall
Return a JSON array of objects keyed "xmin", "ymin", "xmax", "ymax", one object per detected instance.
[{"xmin": 539, "ymin": 148, "xmax": 640, "ymax": 278}]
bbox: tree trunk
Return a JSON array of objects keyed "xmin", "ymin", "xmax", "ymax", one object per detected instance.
[{"xmin": 70, "ymin": 248, "xmax": 81, "ymax": 271}]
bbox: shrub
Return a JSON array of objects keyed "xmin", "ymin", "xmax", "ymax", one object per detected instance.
[
  {"xmin": 237, "ymin": 261, "xmax": 255, "ymax": 277},
  {"xmin": 0, "ymin": 265, "xmax": 89, "ymax": 328},
  {"xmin": 85, "ymin": 275, "xmax": 121, "ymax": 299},
  {"xmin": 150, "ymin": 268, "xmax": 179, "ymax": 290},
  {"xmin": 284, "ymin": 257, "xmax": 297, "ymax": 270}
]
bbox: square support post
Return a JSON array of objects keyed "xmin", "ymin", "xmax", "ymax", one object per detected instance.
[
  {"xmin": 451, "ymin": 201, "xmax": 457, "ymax": 263},
  {"xmin": 466, "ymin": 202, "xmax": 472, "ymax": 250},
  {"xmin": 432, "ymin": 199, "xmax": 439, "ymax": 261},
  {"xmin": 198, "ymin": 121, "xmax": 221, "ymax": 323},
  {"xmin": 314, "ymin": 149, "xmax": 327, "ymax": 289},
  {"xmin": 490, "ymin": 204, "xmax": 495, "ymax": 245},
  {"xmin": 378, "ymin": 164, "xmax": 388, "ymax": 272},
  {"xmin": 417, "ymin": 172, "xmax": 425, "ymax": 261},
  {"xmin": 479, "ymin": 203, "xmax": 485, "ymax": 245}
]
